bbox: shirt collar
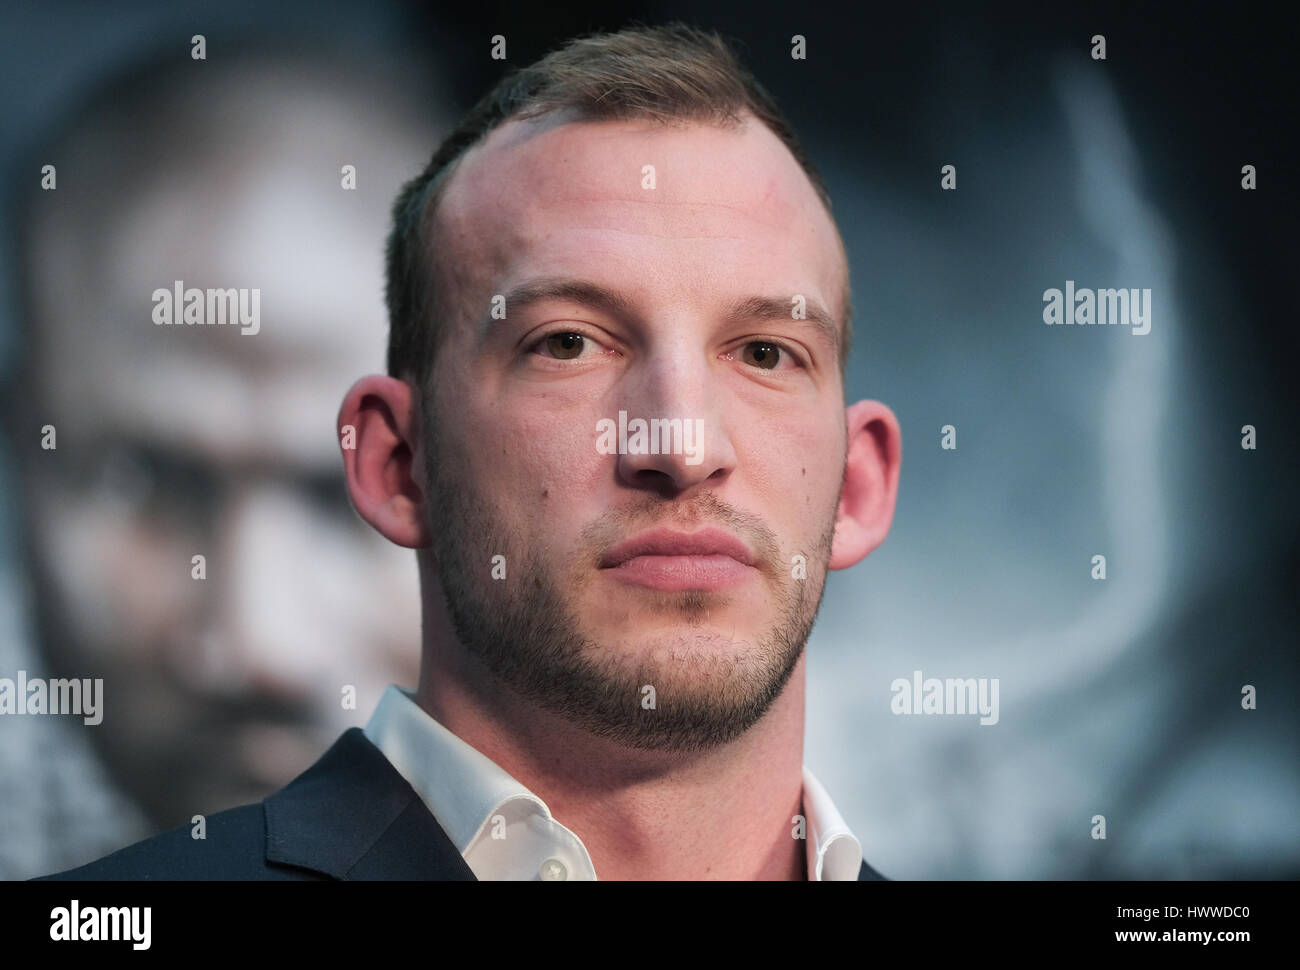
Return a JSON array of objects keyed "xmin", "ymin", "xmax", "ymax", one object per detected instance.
[
  {"xmin": 364, "ymin": 684, "xmax": 862, "ymax": 879},
  {"xmin": 801, "ymin": 764, "xmax": 864, "ymax": 880},
  {"xmin": 364, "ymin": 685, "xmax": 537, "ymax": 854}
]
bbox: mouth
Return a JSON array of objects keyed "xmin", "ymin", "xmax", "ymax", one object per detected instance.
[{"xmin": 598, "ymin": 527, "xmax": 758, "ymax": 592}]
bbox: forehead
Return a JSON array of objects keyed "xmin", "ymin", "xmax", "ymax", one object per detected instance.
[
  {"xmin": 432, "ymin": 110, "xmax": 846, "ymax": 332},
  {"xmin": 28, "ymin": 90, "xmax": 428, "ymax": 469}
]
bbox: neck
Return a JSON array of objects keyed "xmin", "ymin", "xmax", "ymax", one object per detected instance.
[{"xmin": 415, "ymin": 632, "xmax": 808, "ymax": 881}]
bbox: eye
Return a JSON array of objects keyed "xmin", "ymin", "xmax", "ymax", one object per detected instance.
[
  {"xmin": 531, "ymin": 330, "xmax": 592, "ymax": 360},
  {"xmin": 79, "ymin": 444, "xmax": 220, "ymax": 530},
  {"xmin": 740, "ymin": 341, "xmax": 787, "ymax": 370}
]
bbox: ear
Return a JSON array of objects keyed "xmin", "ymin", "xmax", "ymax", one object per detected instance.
[
  {"xmin": 337, "ymin": 375, "xmax": 432, "ymax": 549},
  {"xmin": 828, "ymin": 399, "xmax": 901, "ymax": 570}
]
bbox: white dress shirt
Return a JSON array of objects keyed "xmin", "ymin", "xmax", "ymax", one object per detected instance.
[{"xmin": 363, "ymin": 685, "xmax": 863, "ymax": 880}]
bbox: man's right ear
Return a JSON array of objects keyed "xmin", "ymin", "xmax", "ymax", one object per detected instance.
[{"xmin": 337, "ymin": 375, "xmax": 432, "ymax": 549}]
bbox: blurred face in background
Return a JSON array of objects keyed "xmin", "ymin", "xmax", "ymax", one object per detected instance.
[{"xmin": 18, "ymin": 61, "xmax": 438, "ymax": 825}]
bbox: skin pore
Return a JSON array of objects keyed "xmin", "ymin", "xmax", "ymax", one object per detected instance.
[{"xmin": 339, "ymin": 109, "xmax": 901, "ymax": 879}]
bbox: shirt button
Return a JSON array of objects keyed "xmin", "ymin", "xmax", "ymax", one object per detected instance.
[{"xmin": 540, "ymin": 858, "xmax": 567, "ymax": 881}]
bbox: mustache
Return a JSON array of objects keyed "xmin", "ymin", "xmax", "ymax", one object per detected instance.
[{"xmin": 579, "ymin": 491, "xmax": 784, "ymax": 575}]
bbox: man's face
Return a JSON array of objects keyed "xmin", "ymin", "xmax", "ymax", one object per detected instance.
[
  {"xmin": 22, "ymin": 114, "xmax": 424, "ymax": 823},
  {"xmin": 420, "ymin": 112, "xmax": 850, "ymax": 750}
]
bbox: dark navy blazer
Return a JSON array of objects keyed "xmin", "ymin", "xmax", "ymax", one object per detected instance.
[{"xmin": 40, "ymin": 728, "xmax": 888, "ymax": 881}]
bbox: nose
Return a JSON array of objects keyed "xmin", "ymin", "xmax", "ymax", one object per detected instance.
[
  {"xmin": 613, "ymin": 343, "xmax": 737, "ymax": 495},
  {"xmin": 178, "ymin": 479, "xmax": 327, "ymax": 705}
]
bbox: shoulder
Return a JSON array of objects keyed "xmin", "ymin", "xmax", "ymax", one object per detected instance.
[
  {"xmin": 32, "ymin": 728, "xmax": 435, "ymax": 881},
  {"xmin": 34, "ymin": 802, "xmax": 322, "ymax": 881}
]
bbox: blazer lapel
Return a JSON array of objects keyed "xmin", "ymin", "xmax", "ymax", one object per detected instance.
[
  {"xmin": 264, "ymin": 727, "xmax": 476, "ymax": 880},
  {"xmin": 265, "ymin": 727, "xmax": 885, "ymax": 882},
  {"xmin": 858, "ymin": 858, "xmax": 887, "ymax": 880}
]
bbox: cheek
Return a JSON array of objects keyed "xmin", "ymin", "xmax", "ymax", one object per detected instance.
[
  {"xmin": 459, "ymin": 382, "xmax": 604, "ymax": 500},
  {"xmin": 450, "ymin": 393, "xmax": 611, "ymax": 577},
  {"xmin": 740, "ymin": 405, "xmax": 842, "ymax": 505},
  {"xmin": 33, "ymin": 489, "xmax": 198, "ymax": 660}
]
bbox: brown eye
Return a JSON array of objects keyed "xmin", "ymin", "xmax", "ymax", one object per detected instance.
[
  {"xmin": 544, "ymin": 332, "xmax": 585, "ymax": 359},
  {"xmin": 741, "ymin": 341, "xmax": 781, "ymax": 369}
]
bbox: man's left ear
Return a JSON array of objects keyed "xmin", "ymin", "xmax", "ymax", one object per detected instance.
[{"xmin": 828, "ymin": 399, "xmax": 901, "ymax": 570}]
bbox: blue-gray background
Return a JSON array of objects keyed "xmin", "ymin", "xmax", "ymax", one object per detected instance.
[{"xmin": 1, "ymin": 0, "xmax": 1295, "ymax": 879}]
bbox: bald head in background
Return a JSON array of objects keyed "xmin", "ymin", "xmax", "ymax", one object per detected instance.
[{"xmin": 13, "ymin": 50, "xmax": 446, "ymax": 826}]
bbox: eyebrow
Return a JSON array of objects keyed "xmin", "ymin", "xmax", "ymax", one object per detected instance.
[
  {"xmin": 726, "ymin": 294, "xmax": 841, "ymax": 364},
  {"xmin": 496, "ymin": 276, "xmax": 842, "ymax": 364},
  {"xmin": 499, "ymin": 277, "xmax": 637, "ymax": 324}
]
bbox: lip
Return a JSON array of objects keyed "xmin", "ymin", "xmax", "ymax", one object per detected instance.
[
  {"xmin": 599, "ymin": 527, "xmax": 758, "ymax": 591},
  {"xmin": 600, "ymin": 527, "xmax": 756, "ymax": 568}
]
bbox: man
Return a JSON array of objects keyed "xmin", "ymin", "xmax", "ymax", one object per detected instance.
[
  {"xmin": 8, "ymin": 49, "xmax": 438, "ymax": 876},
  {"xmin": 42, "ymin": 21, "xmax": 901, "ymax": 881}
]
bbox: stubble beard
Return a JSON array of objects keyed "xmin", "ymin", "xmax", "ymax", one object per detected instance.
[{"xmin": 422, "ymin": 399, "xmax": 840, "ymax": 753}]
